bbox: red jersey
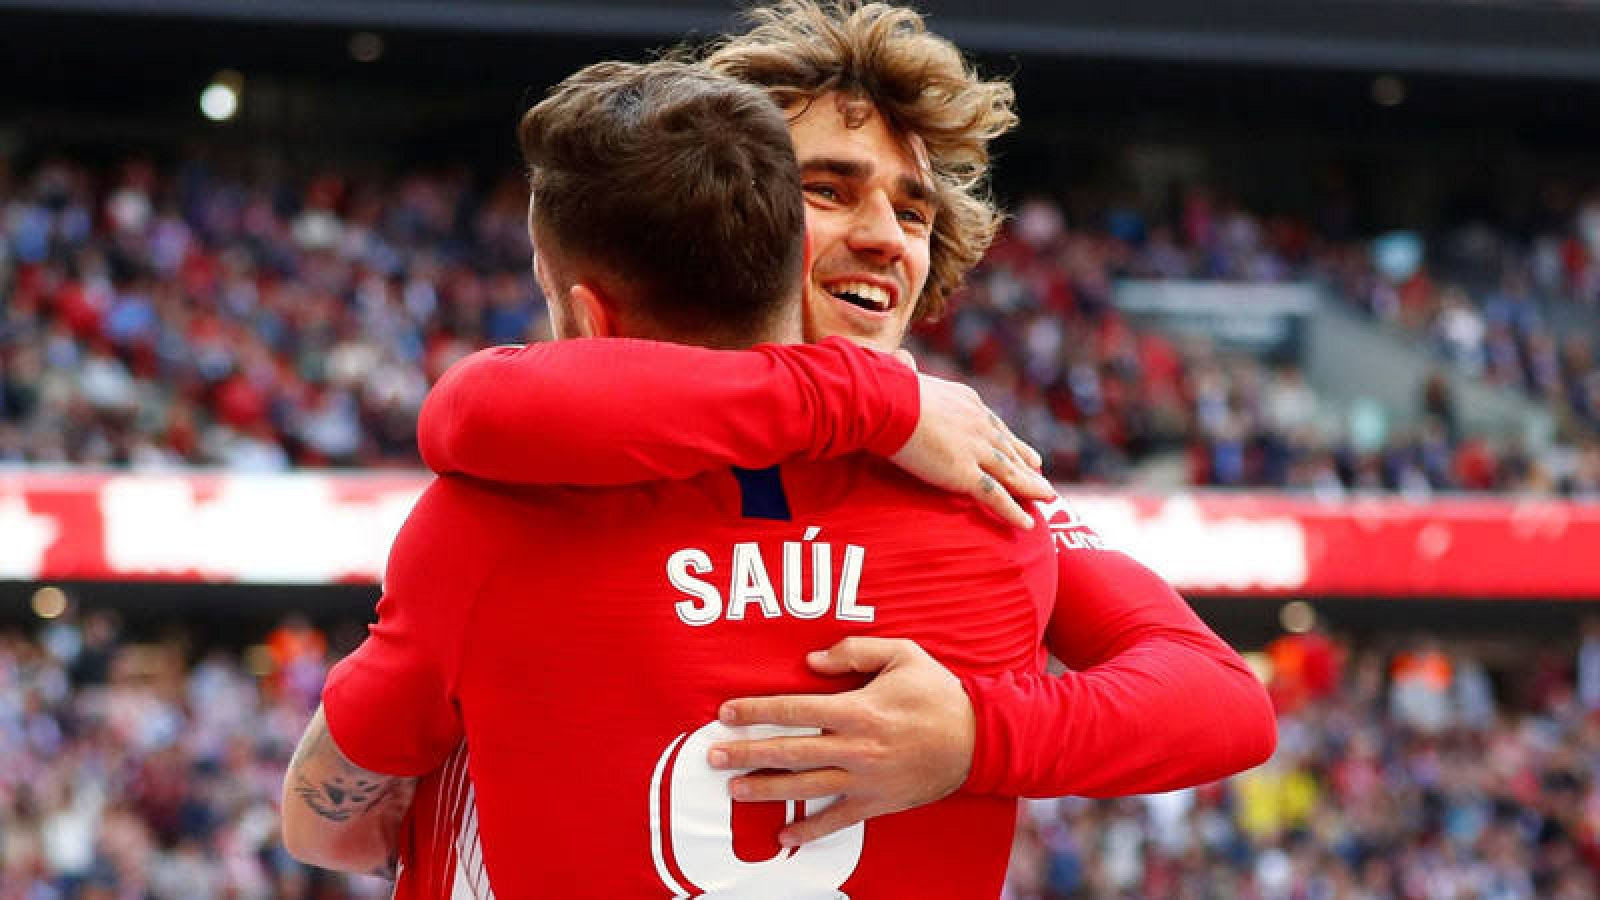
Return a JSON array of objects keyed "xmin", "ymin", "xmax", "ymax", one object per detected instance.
[
  {"xmin": 390, "ymin": 743, "xmax": 482, "ymax": 898},
  {"xmin": 415, "ymin": 335, "xmax": 1275, "ymax": 800},
  {"xmin": 324, "ymin": 460, "xmax": 1058, "ymax": 898}
]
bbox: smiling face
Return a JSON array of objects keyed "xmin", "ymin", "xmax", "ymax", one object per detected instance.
[{"xmin": 788, "ymin": 93, "xmax": 935, "ymax": 353}]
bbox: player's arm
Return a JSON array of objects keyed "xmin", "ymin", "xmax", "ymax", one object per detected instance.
[
  {"xmin": 710, "ymin": 637, "xmax": 975, "ymax": 848},
  {"xmin": 959, "ymin": 548, "xmax": 1277, "ymax": 799},
  {"xmin": 711, "ymin": 541, "xmax": 1276, "ymax": 845},
  {"xmin": 282, "ymin": 707, "xmax": 417, "ymax": 878},
  {"xmin": 284, "ymin": 478, "xmax": 489, "ymax": 875},
  {"xmin": 418, "ymin": 336, "xmax": 1052, "ymax": 527}
]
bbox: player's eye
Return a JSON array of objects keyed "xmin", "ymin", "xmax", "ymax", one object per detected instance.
[
  {"xmin": 804, "ymin": 183, "xmax": 843, "ymax": 203},
  {"xmin": 897, "ymin": 207, "xmax": 930, "ymax": 227}
]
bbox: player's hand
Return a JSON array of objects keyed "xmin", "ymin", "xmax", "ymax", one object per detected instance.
[
  {"xmin": 889, "ymin": 371, "xmax": 1054, "ymax": 529},
  {"xmin": 708, "ymin": 637, "xmax": 976, "ymax": 847}
]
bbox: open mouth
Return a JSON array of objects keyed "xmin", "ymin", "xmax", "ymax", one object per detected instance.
[{"xmin": 826, "ymin": 280, "xmax": 894, "ymax": 314}]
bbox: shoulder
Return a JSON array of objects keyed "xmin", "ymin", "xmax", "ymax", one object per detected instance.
[
  {"xmin": 791, "ymin": 457, "xmax": 1052, "ymax": 555},
  {"xmin": 393, "ymin": 476, "xmax": 549, "ymax": 570},
  {"xmin": 407, "ymin": 475, "xmax": 519, "ymax": 532},
  {"xmin": 407, "ymin": 473, "xmax": 711, "ymax": 550}
]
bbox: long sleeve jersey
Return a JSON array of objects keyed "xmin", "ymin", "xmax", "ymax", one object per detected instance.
[{"xmin": 415, "ymin": 335, "xmax": 1277, "ymax": 799}]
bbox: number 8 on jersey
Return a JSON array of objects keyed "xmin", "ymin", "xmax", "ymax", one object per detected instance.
[{"xmin": 650, "ymin": 722, "xmax": 866, "ymax": 898}]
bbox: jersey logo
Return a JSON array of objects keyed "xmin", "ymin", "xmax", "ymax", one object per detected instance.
[{"xmin": 1036, "ymin": 496, "xmax": 1107, "ymax": 551}]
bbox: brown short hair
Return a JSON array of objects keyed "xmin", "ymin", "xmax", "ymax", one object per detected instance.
[
  {"xmin": 518, "ymin": 60, "xmax": 804, "ymax": 346},
  {"xmin": 704, "ymin": 1, "xmax": 1018, "ymax": 321}
]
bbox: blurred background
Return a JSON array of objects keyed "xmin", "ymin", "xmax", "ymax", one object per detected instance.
[{"xmin": 3, "ymin": 0, "xmax": 1600, "ymax": 896}]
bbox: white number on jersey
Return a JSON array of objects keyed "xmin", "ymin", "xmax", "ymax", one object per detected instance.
[{"xmin": 649, "ymin": 721, "xmax": 865, "ymax": 899}]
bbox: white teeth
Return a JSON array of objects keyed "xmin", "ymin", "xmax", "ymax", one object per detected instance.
[{"xmin": 829, "ymin": 281, "xmax": 892, "ymax": 311}]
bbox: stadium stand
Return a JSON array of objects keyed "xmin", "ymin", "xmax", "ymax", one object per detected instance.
[
  {"xmin": 1005, "ymin": 627, "xmax": 1600, "ymax": 899},
  {"xmin": 3, "ymin": 608, "xmax": 1599, "ymax": 898},
  {"xmin": 4, "ymin": 148, "xmax": 1599, "ymax": 895},
  {"xmin": 5, "ymin": 1, "xmax": 1600, "ymax": 896},
  {"xmin": 4, "ymin": 156, "xmax": 1594, "ymax": 497},
  {"xmin": 0, "ymin": 610, "xmax": 391, "ymax": 897}
]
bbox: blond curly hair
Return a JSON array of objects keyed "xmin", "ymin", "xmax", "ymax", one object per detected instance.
[{"xmin": 703, "ymin": 0, "xmax": 1017, "ymax": 321}]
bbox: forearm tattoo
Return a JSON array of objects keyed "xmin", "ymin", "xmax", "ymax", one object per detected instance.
[
  {"xmin": 292, "ymin": 772, "xmax": 400, "ymax": 822},
  {"xmin": 288, "ymin": 711, "xmax": 411, "ymax": 825}
]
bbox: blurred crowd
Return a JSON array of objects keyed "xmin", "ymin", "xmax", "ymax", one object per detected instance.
[
  {"xmin": 7, "ymin": 606, "xmax": 1600, "ymax": 898},
  {"xmin": 0, "ymin": 609, "xmax": 389, "ymax": 898},
  {"xmin": 1005, "ymin": 625, "xmax": 1600, "ymax": 899},
  {"xmin": 2, "ymin": 155, "xmax": 1599, "ymax": 496},
  {"xmin": 913, "ymin": 193, "xmax": 1600, "ymax": 497},
  {"xmin": 0, "ymin": 157, "xmax": 533, "ymax": 471}
]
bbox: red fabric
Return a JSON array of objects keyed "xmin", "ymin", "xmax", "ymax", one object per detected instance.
[
  {"xmin": 417, "ymin": 336, "xmax": 920, "ymax": 485},
  {"xmin": 411, "ymin": 339, "xmax": 1276, "ymax": 803},
  {"xmin": 962, "ymin": 509, "xmax": 1277, "ymax": 796},
  {"xmin": 390, "ymin": 743, "xmax": 474, "ymax": 900},
  {"xmin": 326, "ymin": 462, "xmax": 1057, "ymax": 897}
]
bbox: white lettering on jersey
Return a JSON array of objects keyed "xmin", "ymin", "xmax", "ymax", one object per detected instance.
[
  {"xmin": 834, "ymin": 544, "xmax": 873, "ymax": 623},
  {"xmin": 669, "ymin": 549, "xmax": 722, "ymax": 626},
  {"xmin": 783, "ymin": 526, "xmax": 829, "ymax": 619},
  {"xmin": 665, "ymin": 527, "xmax": 872, "ymax": 626},
  {"xmin": 1036, "ymin": 496, "xmax": 1108, "ymax": 552},
  {"xmin": 728, "ymin": 543, "xmax": 782, "ymax": 620}
]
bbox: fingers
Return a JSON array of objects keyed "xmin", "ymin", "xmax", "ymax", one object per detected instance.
[
  {"xmin": 709, "ymin": 736, "xmax": 857, "ymax": 775},
  {"xmin": 725, "ymin": 766, "xmax": 851, "ymax": 802},
  {"xmin": 984, "ymin": 441, "xmax": 1053, "ymax": 501},
  {"xmin": 719, "ymin": 694, "xmax": 861, "ymax": 732},
  {"xmin": 989, "ymin": 457, "xmax": 1054, "ymax": 507},
  {"xmin": 974, "ymin": 471, "xmax": 1036, "ymax": 529},
  {"xmin": 804, "ymin": 636, "xmax": 912, "ymax": 676},
  {"xmin": 978, "ymin": 412, "xmax": 1052, "ymax": 517},
  {"xmin": 988, "ymin": 410, "xmax": 1046, "ymax": 476},
  {"xmin": 779, "ymin": 796, "xmax": 875, "ymax": 848}
]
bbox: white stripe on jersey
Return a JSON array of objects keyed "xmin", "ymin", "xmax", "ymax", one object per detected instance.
[
  {"xmin": 452, "ymin": 779, "xmax": 494, "ymax": 899},
  {"xmin": 391, "ymin": 743, "xmax": 497, "ymax": 900}
]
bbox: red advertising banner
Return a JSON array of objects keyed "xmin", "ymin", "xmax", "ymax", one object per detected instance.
[
  {"xmin": 0, "ymin": 472, "xmax": 423, "ymax": 585},
  {"xmin": 1068, "ymin": 493, "xmax": 1600, "ymax": 599},
  {"xmin": 1, "ymin": 473, "xmax": 1597, "ymax": 598}
]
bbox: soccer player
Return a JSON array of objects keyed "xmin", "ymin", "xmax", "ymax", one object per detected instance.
[
  {"xmin": 417, "ymin": 0, "xmax": 1277, "ymax": 850},
  {"xmin": 285, "ymin": 59, "xmax": 1064, "ymax": 896}
]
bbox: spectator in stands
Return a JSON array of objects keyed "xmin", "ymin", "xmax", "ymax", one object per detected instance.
[
  {"xmin": 6, "ymin": 153, "xmax": 1599, "ymax": 497},
  {"xmin": 9, "ymin": 604, "xmax": 1600, "ymax": 898}
]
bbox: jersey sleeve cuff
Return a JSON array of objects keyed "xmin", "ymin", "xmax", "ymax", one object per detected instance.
[{"xmin": 856, "ymin": 348, "xmax": 920, "ymax": 458}]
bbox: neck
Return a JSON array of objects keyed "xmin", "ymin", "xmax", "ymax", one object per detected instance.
[{"xmin": 624, "ymin": 299, "xmax": 804, "ymax": 350}]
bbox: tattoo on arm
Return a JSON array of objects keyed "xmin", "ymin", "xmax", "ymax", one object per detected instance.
[
  {"xmin": 292, "ymin": 773, "xmax": 400, "ymax": 823},
  {"xmin": 287, "ymin": 706, "xmax": 416, "ymax": 824},
  {"xmin": 283, "ymin": 706, "xmax": 417, "ymax": 879}
]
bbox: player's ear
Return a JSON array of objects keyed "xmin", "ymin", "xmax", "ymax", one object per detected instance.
[{"xmin": 567, "ymin": 283, "xmax": 617, "ymax": 338}]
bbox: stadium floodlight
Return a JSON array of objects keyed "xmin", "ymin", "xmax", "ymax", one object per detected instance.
[
  {"xmin": 1371, "ymin": 75, "xmax": 1407, "ymax": 107},
  {"xmin": 31, "ymin": 585, "xmax": 67, "ymax": 620},
  {"xmin": 349, "ymin": 31, "xmax": 384, "ymax": 63},
  {"xmin": 1279, "ymin": 600, "xmax": 1317, "ymax": 635},
  {"xmin": 201, "ymin": 70, "xmax": 244, "ymax": 122}
]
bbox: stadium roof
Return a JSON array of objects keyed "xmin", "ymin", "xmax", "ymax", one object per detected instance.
[{"xmin": 6, "ymin": 0, "xmax": 1600, "ymax": 79}]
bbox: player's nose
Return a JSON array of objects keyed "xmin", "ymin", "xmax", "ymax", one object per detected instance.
[{"xmin": 845, "ymin": 192, "xmax": 907, "ymax": 264}]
